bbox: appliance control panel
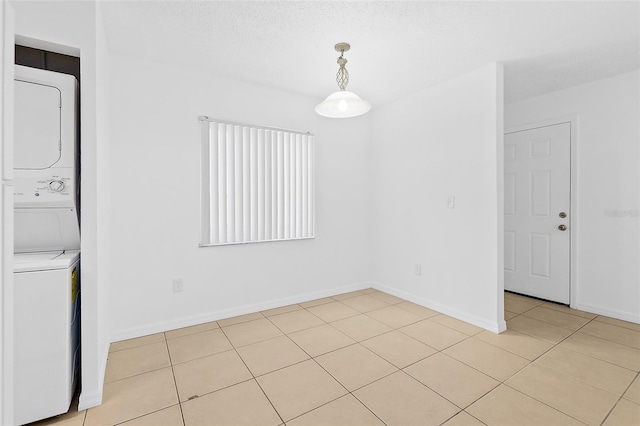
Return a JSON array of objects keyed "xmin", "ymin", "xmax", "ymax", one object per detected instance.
[
  {"xmin": 48, "ymin": 180, "xmax": 66, "ymax": 192},
  {"xmin": 14, "ymin": 169, "xmax": 76, "ymax": 208}
]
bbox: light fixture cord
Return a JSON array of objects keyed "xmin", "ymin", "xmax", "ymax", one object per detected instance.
[{"xmin": 336, "ymin": 50, "xmax": 349, "ymax": 91}]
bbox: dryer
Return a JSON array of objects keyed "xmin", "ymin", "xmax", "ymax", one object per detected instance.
[
  {"xmin": 12, "ymin": 65, "xmax": 81, "ymax": 425},
  {"xmin": 13, "ymin": 64, "xmax": 79, "ymax": 252}
]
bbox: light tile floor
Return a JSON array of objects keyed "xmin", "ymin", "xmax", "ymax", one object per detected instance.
[{"xmin": 33, "ymin": 290, "xmax": 640, "ymax": 426}]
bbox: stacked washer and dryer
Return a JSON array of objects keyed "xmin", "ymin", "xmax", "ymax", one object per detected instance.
[{"xmin": 12, "ymin": 65, "xmax": 81, "ymax": 425}]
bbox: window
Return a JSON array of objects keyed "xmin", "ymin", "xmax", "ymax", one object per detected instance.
[{"xmin": 200, "ymin": 117, "xmax": 315, "ymax": 246}]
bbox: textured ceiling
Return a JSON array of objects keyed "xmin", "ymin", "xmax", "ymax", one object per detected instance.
[{"xmin": 99, "ymin": 1, "xmax": 640, "ymax": 106}]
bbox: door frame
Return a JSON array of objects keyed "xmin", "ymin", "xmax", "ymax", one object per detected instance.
[
  {"xmin": 504, "ymin": 115, "xmax": 579, "ymax": 308},
  {"xmin": 1, "ymin": 1, "xmax": 15, "ymax": 424}
]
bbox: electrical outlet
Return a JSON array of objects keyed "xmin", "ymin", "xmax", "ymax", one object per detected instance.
[
  {"xmin": 414, "ymin": 264, "xmax": 422, "ymax": 276},
  {"xmin": 448, "ymin": 196, "xmax": 456, "ymax": 209},
  {"xmin": 173, "ymin": 278, "xmax": 184, "ymax": 293}
]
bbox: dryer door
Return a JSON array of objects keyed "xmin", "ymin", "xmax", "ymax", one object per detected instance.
[{"xmin": 14, "ymin": 80, "xmax": 61, "ymax": 170}]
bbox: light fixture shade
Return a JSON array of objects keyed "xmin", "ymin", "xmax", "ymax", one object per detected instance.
[{"xmin": 314, "ymin": 90, "xmax": 372, "ymax": 118}]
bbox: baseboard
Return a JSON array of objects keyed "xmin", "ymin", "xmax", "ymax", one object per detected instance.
[
  {"xmin": 78, "ymin": 389, "xmax": 102, "ymax": 412},
  {"xmin": 572, "ymin": 302, "xmax": 640, "ymax": 325},
  {"xmin": 110, "ymin": 282, "xmax": 373, "ymax": 343},
  {"xmin": 372, "ymin": 282, "xmax": 506, "ymax": 333},
  {"xmin": 78, "ymin": 341, "xmax": 108, "ymax": 411}
]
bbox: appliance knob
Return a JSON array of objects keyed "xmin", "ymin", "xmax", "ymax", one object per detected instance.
[{"xmin": 49, "ymin": 180, "xmax": 66, "ymax": 192}]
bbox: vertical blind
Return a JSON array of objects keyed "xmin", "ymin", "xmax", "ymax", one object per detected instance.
[{"xmin": 200, "ymin": 117, "xmax": 315, "ymax": 246}]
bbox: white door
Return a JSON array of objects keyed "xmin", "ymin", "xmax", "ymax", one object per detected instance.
[{"xmin": 504, "ymin": 122, "xmax": 571, "ymax": 304}]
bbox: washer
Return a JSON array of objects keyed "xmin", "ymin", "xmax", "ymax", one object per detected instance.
[{"xmin": 13, "ymin": 250, "xmax": 81, "ymax": 425}]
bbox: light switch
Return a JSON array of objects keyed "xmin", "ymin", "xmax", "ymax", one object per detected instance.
[
  {"xmin": 448, "ymin": 196, "xmax": 455, "ymax": 209},
  {"xmin": 414, "ymin": 264, "xmax": 422, "ymax": 276}
]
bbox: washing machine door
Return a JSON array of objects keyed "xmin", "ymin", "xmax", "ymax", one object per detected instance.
[{"xmin": 14, "ymin": 79, "xmax": 62, "ymax": 170}]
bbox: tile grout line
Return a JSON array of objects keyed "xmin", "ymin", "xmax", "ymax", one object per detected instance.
[
  {"xmin": 163, "ymin": 322, "xmax": 221, "ymax": 341},
  {"xmin": 236, "ymin": 303, "xmax": 401, "ymax": 377},
  {"xmin": 110, "ymin": 403, "xmax": 183, "ymax": 426},
  {"xmin": 296, "ymin": 298, "xmax": 395, "ymax": 354},
  {"xmin": 106, "ymin": 332, "xmax": 232, "ymax": 385},
  {"xmin": 402, "ymin": 349, "xmax": 502, "ymax": 405},
  {"xmin": 402, "ymin": 358, "xmax": 493, "ymax": 417},
  {"xmin": 216, "ymin": 322, "xmax": 287, "ymax": 426},
  {"xmin": 456, "ymin": 302, "xmax": 637, "ymax": 424},
  {"xmin": 598, "ymin": 370, "xmax": 640, "ymax": 426},
  {"xmin": 444, "ymin": 347, "xmax": 526, "ymax": 423},
  {"xmin": 275, "ymin": 299, "xmax": 484, "ymax": 425},
  {"xmin": 500, "ymin": 309, "xmax": 603, "ymax": 366},
  {"xmin": 494, "ymin": 314, "xmax": 626, "ymax": 425},
  {"xmin": 246, "ymin": 373, "xmax": 286, "ymax": 425},
  {"xmin": 592, "ymin": 316, "xmax": 640, "ymax": 333},
  {"xmin": 487, "ymin": 315, "xmax": 593, "ymax": 384},
  {"xmin": 103, "ymin": 340, "xmax": 174, "ymax": 384},
  {"xmin": 574, "ymin": 327, "xmax": 640, "ymax": 352},
  {"xmin": 164, "ymin": 334, "xmax": 187, "ymax": 426},
  {"xmin": 446, "ymin": 340, "xmax": 527, "ymax": 382},
  {"xmin": 363, "ymin": 309, "xmax": 434, "ymax": 331},
  {"xmin": 305, "ymin": 298, "xmax": 361, "ymax": 322},
  {"xmin": 265, "ymin": 299, "xmax": 392, "ymax": 425},
  {"xmin": 396, "ymin": 323, "xmax": 476, "ymax": 353},
  {"xmin": 519, "ymin": 308, "xmax": 593, "ymax": 332},
  {"xmin": 459, "ymin": 410, "xmax": 489, "ymax": 426},
  {"xmin": 500, "ymin": 383, "xmax": 589, "ymax": 425},
  {"xmin": 81, "ymin": 402, "xmax": 87, "ymax": 426},
  {"xmin": 505, "ymin": 303, "xmax": 545, "ymax": 318},
  {"xmin": 397, "ymin": 339, "xmax": 511, "ymax": 415},
  {"xmin": 436, "ymin": 408, "xmax": 480, "ymax": 426},
  {"xmin": 216, "ymin": 311, "xmax": 267, "ymax": 328},
  {"xmin": 468, "ymin": 331, "xmax": 550, "ymax": 363},
  {"xmin": 414, "ymin": 332, "xmax": 540, "ymax": 407},
  {"xmin": 262, "ymin": 309, "xmax": 356, "ymax": 425},
  {"xmin": 348, "ymin": 388, "xmax": 390, "ymax": 426},
  {"xmin": 533, "ymin": 315, "xmax": 640, "ymax": 376},
  {"xmin": 273, "ymin": 323, "xmax": 335, "ymax": 419},
  {"xmin": 108, "ymin": 329, "xmax": 169, "ymax": 354},
  {"xmin": 177, "ymin": 376, "xmax": 257, "ymax": 406},
  {"xmin": 98, "ymin": 291, "xmax": 637, "ymax": 426},
  {"xmin": 163, "ymin": 334, "xmax": 188, "ymax": 425},
  {"xmin": 106, "ymin": 337, "xmax": 183, "ymax": 426},
  {"xmin": 304, "ymin": 353, "xmax": 393, "ymax": 426},
  {"xmin": 299, "ymin": 295, "xmax": 339, "ymax": 308},
  {"xmin": 169, "ymin": 327, "xmax": 253, "ymax": 405}
]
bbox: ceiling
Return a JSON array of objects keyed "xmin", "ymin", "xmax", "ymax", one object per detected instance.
[{"xmin": 99, "ymin": 1, "xmax": 640, "ymax": 106}]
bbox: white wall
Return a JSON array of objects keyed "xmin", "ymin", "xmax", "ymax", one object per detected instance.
[
  {"xmin": 11, "ymin": 0, "xmax": 111, "ymax": 410},
  {"xmin": 506, "ymin": 70, "xmax": 640, "ymax": 323},
  {"xmin": 1, "ymin": 2, "xmax": 15, "ymax": 423},
  {"xmin": 370, "ymin": 64, "xmax": 506, "ymax": 333},
  {"xmin": 92, "ymin": 3, "xmax": 111, "ymax": 410},
  {"xmin": 108, "ymin": 53, "xmax": 372, "ymax": 339}
]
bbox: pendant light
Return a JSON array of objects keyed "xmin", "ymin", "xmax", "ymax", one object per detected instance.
[{"xmin": 315, "ymin": 42, "xmax": 372, "ymax": 118}]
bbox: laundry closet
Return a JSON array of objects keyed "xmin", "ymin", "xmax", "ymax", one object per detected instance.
[{"xmin": 12, "ymin": 46, "xmax": 81, "ymax": 425}]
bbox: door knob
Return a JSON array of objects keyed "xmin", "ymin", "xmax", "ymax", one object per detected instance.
[
  {"xmin": 559, "ymin": 212, "xmax": 567, "ymax": 218},
  {"xmin": 558, "ymin": 224, "xmax": 567, "ymax": 231}
]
